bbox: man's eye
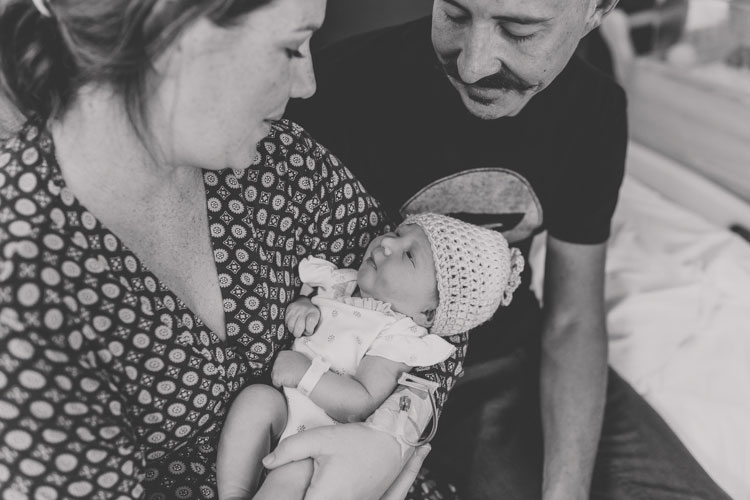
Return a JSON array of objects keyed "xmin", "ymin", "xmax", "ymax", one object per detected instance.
[
  {"xmin": 504, "ymin": 28, "xmax": 537, "ymax": 43},
  {"xmin": 286, "ymin": 48, "xmax": 304, "ymax": 58}
]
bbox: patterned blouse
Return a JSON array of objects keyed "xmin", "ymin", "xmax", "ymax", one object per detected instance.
[{"xmin": 0, "ymin": 119, "xmax": 466, "ymax": 500}]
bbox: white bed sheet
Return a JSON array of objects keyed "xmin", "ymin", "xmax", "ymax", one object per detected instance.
[{"xmin": 530, "ymin": 175, "xmax": 750, "ymax": 500}]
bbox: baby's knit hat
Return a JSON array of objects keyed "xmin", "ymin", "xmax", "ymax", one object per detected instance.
[{"xmin": 402, "ymin": 213, "xmax": 524, "ymax": 336}]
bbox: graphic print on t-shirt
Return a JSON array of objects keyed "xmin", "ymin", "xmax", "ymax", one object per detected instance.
[{"xmin": 400, "ymin": 168, "xmax": 543, "ymax": 244}]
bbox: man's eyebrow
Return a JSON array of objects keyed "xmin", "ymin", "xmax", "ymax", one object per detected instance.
[
  {"xmin": 444, "ymin": 0, "xmax": 551, "ymax": 25},
  {"xmin": 493, "ymin": 14, "xmax": 552, "ymax": 25}
]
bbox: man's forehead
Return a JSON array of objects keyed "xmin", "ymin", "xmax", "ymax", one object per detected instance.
[{"xmin": 441, "ymin": 0, "xmax": 586, "ymax": 17}]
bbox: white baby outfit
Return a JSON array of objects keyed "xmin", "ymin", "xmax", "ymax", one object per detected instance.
[{"xmin": 279, "ymin": 256, "xmax": 456, "ymax": 441}]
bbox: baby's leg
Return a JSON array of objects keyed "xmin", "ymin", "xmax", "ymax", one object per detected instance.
[
  {"xmin": 217, "ymin": 384, "xmax": 287, "ymax": 500},
  {"xmin": 252, "ymin": 458, "xmax": 314, "ymax": 500}
]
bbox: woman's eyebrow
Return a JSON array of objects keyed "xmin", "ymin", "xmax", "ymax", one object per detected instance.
[
  {"xmin": 444, "ymin": 0, "xmax": 469, "ymax": 13},
  {"xmin": 296, "ymin": 22, "xmax": 321, "ymax": 33}
]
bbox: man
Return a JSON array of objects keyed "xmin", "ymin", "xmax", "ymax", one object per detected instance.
[{"xmin": 286, "ymin": 1, "xmax": 731, "ymax": 498}]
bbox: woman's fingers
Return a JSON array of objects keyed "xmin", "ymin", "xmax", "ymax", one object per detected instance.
[
  {"xmin": 262, "ymin": 429, "xmax": 322, "ymax": 470},
  {"xmin": 379, "ymin": 445, "xmax": 430, "ymax": 500},
  {"xmin": 262, "ymin": 424, "xmax": 405, "ymax": 500}
]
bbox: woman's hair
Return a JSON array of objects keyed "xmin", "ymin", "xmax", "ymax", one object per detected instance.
[{"xmin": 0, "ymin": 0, "xmax": 272, "ymax": 125}]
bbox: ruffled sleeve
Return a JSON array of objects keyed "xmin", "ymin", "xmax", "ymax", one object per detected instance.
[
  {"xmin": 299, "ymin": 256, "xmax": 357, "ymax": 299},
  {"xmin": 368, "ymin": 317, "xmax": 456, "ymax": 367},
  {"xmin": 299, "ymin": 256, "xmax": 337, "ymax": 287}
]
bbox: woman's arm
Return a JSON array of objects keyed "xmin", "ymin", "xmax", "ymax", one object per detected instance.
[{"xmin": 0, "ymin": 309, "xmax": 144, "ymax": 499}]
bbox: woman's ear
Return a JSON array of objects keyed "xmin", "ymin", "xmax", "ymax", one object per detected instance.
[{"xmin": 584, "ymin": 0, "xmax": 621, "ymax": 36}]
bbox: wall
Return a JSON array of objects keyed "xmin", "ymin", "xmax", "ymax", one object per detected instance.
[{"xmin": 314, "ymin": 0, "xmax": 432, "ymax": 48}]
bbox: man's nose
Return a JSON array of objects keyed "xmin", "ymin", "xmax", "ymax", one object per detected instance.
[{"xmin": 457, "ymin": 24, "xmax": 503, "ymax": 84}]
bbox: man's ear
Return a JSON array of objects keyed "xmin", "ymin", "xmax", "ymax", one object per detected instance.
[{"xmin": 584, "ymin": 0, "xmax": 621, "ymax": 36}]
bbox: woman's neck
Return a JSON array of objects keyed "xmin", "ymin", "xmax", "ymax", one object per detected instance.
[{"xmin": 49, "ymin": 86, "xmax": 199, "ymax": 214}]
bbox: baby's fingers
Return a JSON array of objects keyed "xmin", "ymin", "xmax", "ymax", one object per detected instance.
[
  {"xmin": 290, "ymin": 316, "xmax": 308, "ymax": 337},
  {"xmin": 285, "ymin": 309, "xmax": 304, "ymax": 337},
  {"xmin": 304, "ymin": 310, "xmax": 320, "ymax": 336},
  {"xmin": 284, "ymin": 304, "xmax": 299, "ymax": 330}
]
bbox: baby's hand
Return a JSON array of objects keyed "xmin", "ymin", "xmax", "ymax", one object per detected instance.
[
  {"xmin": 285, "ymin": 297, "xmax": 321, "ymax": 337},
  {"xmin": 272, "ymin": 351, "xmax": 311, "ymax": 388}
]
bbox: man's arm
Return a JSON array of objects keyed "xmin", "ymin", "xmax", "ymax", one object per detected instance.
[{"xmin": 540, "ymin": 236, "xmax": 608, "ymax": 500}]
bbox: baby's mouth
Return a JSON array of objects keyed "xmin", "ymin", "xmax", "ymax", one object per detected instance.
[{"xmin": 366, "ymin": 256, "xmax": 377, "ymax": 270}]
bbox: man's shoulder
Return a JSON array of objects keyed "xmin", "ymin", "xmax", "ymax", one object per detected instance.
[{"xmin": 546, "ymin": 55, "xmax": 626, "ymax": 114}]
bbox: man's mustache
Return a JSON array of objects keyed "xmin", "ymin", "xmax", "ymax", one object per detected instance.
[{"xmin": 442, "ymin": 60, "xmax": 536, "ymax": 93}]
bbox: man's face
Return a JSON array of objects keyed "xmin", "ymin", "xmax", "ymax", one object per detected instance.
[{"xmin": 432, "ymin": 0, "xmax": 597, "ymax": 119}]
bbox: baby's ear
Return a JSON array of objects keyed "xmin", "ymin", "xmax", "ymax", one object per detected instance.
[{"xmin": 416, "ymin": 308, "xmax": 436, "ymax": 329}]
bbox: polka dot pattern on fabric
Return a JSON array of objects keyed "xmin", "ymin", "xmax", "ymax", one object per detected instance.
[{"xmin": 0, "ymin": 119, "xmax": 466, "ymax": 499}]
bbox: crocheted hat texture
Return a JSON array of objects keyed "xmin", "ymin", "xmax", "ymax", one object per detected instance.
[{"xmin": 402, "ymin": 213, "xmax": 524, "ymax": 336}]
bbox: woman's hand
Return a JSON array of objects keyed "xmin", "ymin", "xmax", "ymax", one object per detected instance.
[
  {"xmin": 379, "ymin": 444, "xmax": 430, "ymax": 500},
  {"xmin": 261, "ymin": 423, "xmax": 428, "ymax": 500},
  {"xmin": 271, "ymin": 351, "xmax": 311, "ymax": 388},
  {"xmin": 285, "ymin": 297, "xmax": 321, "ymax": 337}
]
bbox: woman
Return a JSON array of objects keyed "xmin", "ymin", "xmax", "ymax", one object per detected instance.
[{"xmin": 0, "ymin": 0, "xmax": 465, "ymax": 499}]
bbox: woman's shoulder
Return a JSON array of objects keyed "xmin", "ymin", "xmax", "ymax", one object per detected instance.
[
  {"xmin": 212, "ymin": 119, "xmax": 390, "ymax": 266},
  {"xmin": 0, "ymin": 121, "xmax": 67, "ymax": 330},
  {"xmin": 1, "ymin": 120, "xmax": 56, "ymax": 238},
  {"xmin": 1, "ymin": 118, "xmax": 56, "ymax": 180},
  {"xmin": 225, "ymin": 118, "xmax": 380, "ymax": 208},
  {"xmin": 260, "ymin": 118, "xmax": 349, "ymax": 178}
]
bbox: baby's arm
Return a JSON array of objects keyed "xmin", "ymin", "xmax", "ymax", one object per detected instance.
[{"xmin": 272, "ymin": 353, "xmax": 410, "ymax": 423}]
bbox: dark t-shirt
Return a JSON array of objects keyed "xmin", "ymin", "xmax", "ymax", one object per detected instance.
[{"xmin": 287, "ymin": 16, "xmax": 627, "ymax": 362}]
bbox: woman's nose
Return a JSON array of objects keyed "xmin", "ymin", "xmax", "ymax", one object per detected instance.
[{"xmin": 291, "ymin": 55, "xmax": 317, "ymax": 100}]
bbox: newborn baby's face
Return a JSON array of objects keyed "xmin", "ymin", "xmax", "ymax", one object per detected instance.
[{"xmin": 357, "ymin": 224, "xmax": 438, "ymax": 328}]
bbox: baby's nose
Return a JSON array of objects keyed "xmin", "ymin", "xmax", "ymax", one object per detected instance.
[{"xmin": 380, "ymin": 236, "xmax": 398, "ymax": 255}]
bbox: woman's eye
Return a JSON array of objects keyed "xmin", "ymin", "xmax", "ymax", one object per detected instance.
[{"xmin": 444, "ymin": 11, "xmax": 469, "ymax": 24}]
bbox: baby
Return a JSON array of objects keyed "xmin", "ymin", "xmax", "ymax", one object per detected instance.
[{"xmin": 217, "ymin": 213, "xmax": 524, "ymax": 500}]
